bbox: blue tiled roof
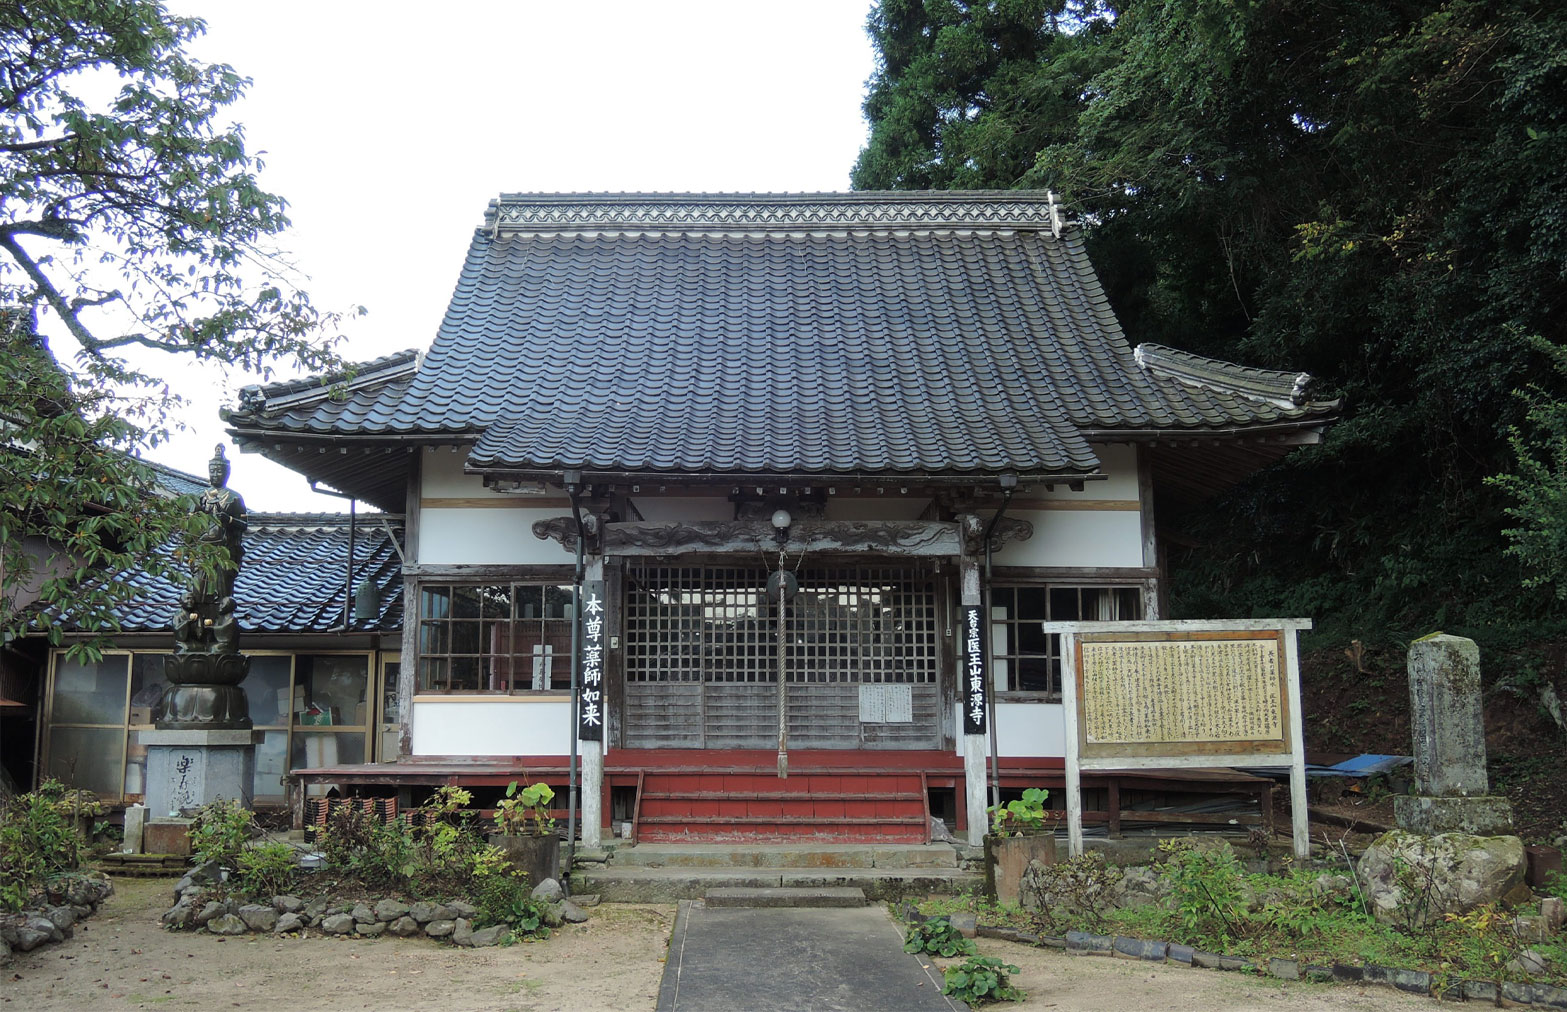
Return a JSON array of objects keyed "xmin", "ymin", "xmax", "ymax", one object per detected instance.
[
  {"xmin": 53, "ymin": 514, "xmax": 404, "ymax": 635},
  {"xmin": 227, "ymin": 192, "xmax": 1335, "ymax": 481}
]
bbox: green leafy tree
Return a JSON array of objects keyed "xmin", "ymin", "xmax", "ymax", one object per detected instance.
[
  {"xmin": 856, "ymin": 1, "xmax": 1567, "ymax": 638},
  {"xmin": 1491, "ymin": 337, "xmax": 1567, "ymax": 598},
  {"xmin": 0, "ymin": 1, "xmax": 348, "ymax": 651}
]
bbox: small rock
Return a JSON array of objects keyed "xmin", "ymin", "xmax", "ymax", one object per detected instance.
[
  {"xmin": 69, "ymin": 904, "xmax": 92, "ymax": 920},
  {"xmin": 948, "ymin": 912, "xmax": 976, "ymax": 938},
  {"xmin": 408, "ymin": 901, "xmax": 441, "ymax": 923},
  {"xmin": 424, "ymin": 919, "xmax": 455, "ymax": 938},
  {"xmin": 304, "ymin": 897, "xmax": 329, "ymax": 919},
  {"xmin": 44, "ymin": 906, "xmax": 75, "ymax": 930},
  {"xmin": 572, "ymin": 894, "xmax": 601, "ymax": 908},
  {"xmin": 559, "ymin": 900, "xmax": 589, "ymax": 924},
  {"xmin": 452, "ymin": 918, "xmax": 474, "ymax": 947},
  {"xmin": 0, "ymin": 937, "xmax": 10, "ymax": 961},
  {"xmin": 468, "ymin": 924, "xmax": 507, "ymax": 947},
  {"xmin": 373, "ymin": 899, "xmax": 410, "ymax": 922},
  {"xmin": 15, "ymin": 919, "xmax": 57, "ymax": 952},
  {"xmin": 321, "ymin": 913, "xmax": 355, "ymax": 934},
  {"xmin": 1542, "ymin": 896, "xmax": 1564, "ymax": 933},
  {"xmin": 275, "ymin": 912, "xmax": 305, "ymax": 933},
  {"xmin": 187, "ymin": 860, "xmax": 225, "ymax": 886},
  {"xmin": 194, "ymin": 901, "xmax": 225, "ymax": 927},
  {"xmin": 350, "ymin": 903, "xmax": 375, "ymax": 925},
  {"xmin": 239, "ymin": 905, "xmax": 278, "ymax": 932},
  {"xmin": 273, "ymin": 895, "xmax": 304, "ymax": 914},
  {"xmin": 389, "ymin": 916, "xmax": 420, "ymax": 937},
  {"xmin": 530, "ymin": 878, "xmax": 563, "ymax": 903},
  {"xmin": 161, "ymin": 901, "xmax": 197, "ymax": 929},
  {"xmin": 206, "ymin": 914, "xmax": 248, "ymax": 936},
  {"xmin": 542, "ymin": 903, "xmax": 565, "ymax": 928},
  {"xmin": 447, "ymin": 901, "xmax": 477, "ymax": 919},
  {"xmin": 1508, "ymin": 949, "xmax": 1550, "ymax": 976},
  {"xmin": 356, "ymin": 921, "xmax": 388, "ymax": 937}
]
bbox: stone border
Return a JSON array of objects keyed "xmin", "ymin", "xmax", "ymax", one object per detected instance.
[
  {"xmin": 161, "ymin": 877, "xmax": 592, "ymax": 949},
  {"xmin": 0, "ymin": 873, "xmax": 115, "ymax": 962},
  {"xmin": 971, "ymin": 924, "xmax": 1567, "ymax": 1010}
]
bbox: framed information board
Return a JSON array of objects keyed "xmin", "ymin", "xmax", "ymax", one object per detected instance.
[{"xmin": 1043, "ymin": 619, "xmax": 1311, "ymax": 859}]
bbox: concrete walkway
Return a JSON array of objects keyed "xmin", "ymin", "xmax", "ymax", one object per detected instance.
[{"xmin": 656, "ymin": 901, "xmax": 963, "ymax": 1012}]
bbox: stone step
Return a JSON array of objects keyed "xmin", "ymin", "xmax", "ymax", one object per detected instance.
[
  {"xmin": 705, "ymin": 886, "xmax": 866, "ymax": 908},
  {"xmin": 609, "ymin": 842, "xmax": 958, "ymax": 869},
  {"xmin": 574, "ymin": 864, "xmax": 978, "ymax": 903}
]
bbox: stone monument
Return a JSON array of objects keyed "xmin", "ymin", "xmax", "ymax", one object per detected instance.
[
  {"xmin": 1393, "ymin": 633, "xmax": 1513, "ymax": 835},
  {"xmin": 1357, "ymin": 634, "xmax": 1527, "ymax": 927},
  {"xmin": 140, "ymin": 445, "xmax": 259, "ymax": 816}
]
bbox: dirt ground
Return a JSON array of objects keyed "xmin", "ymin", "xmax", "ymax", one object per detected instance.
[
  {"xmin": 1, "ymin": 876, "xmax": 675, "ymax": 1012},
  {"xmin": 3, "ymin": 877, "xmax": 1434, "ymax": 1012}
]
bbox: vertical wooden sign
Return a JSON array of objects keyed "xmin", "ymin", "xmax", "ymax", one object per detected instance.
[
  {"xmin": 962, "ymin": 604, "xmax": 986, "ymax": 735},
  {"xmin": 578, "ymin": 580, "xmax": 605, "ymax": 741}
]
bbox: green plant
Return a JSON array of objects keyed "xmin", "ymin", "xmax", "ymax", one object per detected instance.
[
  {"xmin": 1158, "ymin": 839, "xmax": 1246, "ymax": 947},
  {"xmin": 1023, "ymin": 850, "xmax": 1122, "ymax": 936},
  {"xmin": 189, "ymin": 798, "xmax": 251, "ymax": 868},
  {"xmin": 473, "ymin": 867, "xmax": 552, "ymax": 941},
  {"xmin": 0, "ymin": 780, "xmax": 82, "ymax": 911},
  {"xmin": 496, "ymin": 781, "xmax": 556, "ymax": 836},
  {"xmin": 1543, "ymin": 870, "xmax": 1567, "ymax": 902},
  {"xmin": 941, "ymin": 955, "xmax": 1024, "ymax": 1005},
  {"xmin": 988, "ymin": 787, "xmax": 1051, "ymax": 835},
  {"xmin": 234, "ymin": 841, "xmax": 297, "ymax": 900},
  {"xmin": 903, "ymin": 918, "xmax": 977, "ymax": 958}
]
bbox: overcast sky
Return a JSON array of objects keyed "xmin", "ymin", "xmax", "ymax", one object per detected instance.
[{"xmin": 146, "ymin": 1, "xmax": 877, "ymax": 512}]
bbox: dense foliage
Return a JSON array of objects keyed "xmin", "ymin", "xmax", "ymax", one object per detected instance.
[
  {"xmin": 856, "ymin": 1, "xmax": 1567, "ymax": 642},
  {"xmin": 0, "ymin": 779, "xmax": 84, "ymax": 910},
  {"xmin": 0, "ymin": 1, "xmax": 347, "ymax": 652}
]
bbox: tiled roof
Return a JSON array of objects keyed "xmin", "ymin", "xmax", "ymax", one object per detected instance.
[
  {"xmin": 227, "ymin": 192, "xmax": 1335, "ymax": 480},
  {"xmin": 50, "ymin": 514, "xmax": 404, "ymax": 635},
  {"xmin": 142, "ymin": 460, "xmax": 208, "ymax": 498}
]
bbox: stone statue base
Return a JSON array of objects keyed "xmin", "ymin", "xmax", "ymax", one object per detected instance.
[
  {"xmin": 1395, "ymin": 794, "xmax": 1515, "ymax": 836},
  {"xmin": 140, "ymin": 729, "xmax": 259, "ymax": 817}
]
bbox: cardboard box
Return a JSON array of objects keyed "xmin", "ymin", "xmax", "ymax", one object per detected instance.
[{"xmin": 129, "ymin": 705, "xmax": 154, "ymax": 726}]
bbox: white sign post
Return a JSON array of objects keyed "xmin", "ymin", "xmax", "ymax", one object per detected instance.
[{"xmin": 1046, "ymin": 618, "xmax": 1312, "ymax": 860}]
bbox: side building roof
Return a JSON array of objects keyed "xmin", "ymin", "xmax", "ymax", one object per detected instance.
[
  {"xmin": 226, "ymin": 191, "xmax": 1336, "ymax": 508},
  {"xmin": 41, "ymin": 513, "xmax": 404, "ymax": 636}
]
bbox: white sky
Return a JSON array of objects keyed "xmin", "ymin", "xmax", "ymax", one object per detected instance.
[{"xmin": 140, "ymin": 0, "xmax": 878, "ymax": 512}]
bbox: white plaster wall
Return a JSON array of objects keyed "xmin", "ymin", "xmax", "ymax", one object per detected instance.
[
  {"xmin": 1035, "ymin": 442, "xmax": 1140, "ymax": 501},
  {"xmin": 992, "ymin": 510, "xmax": 1143, "ymax": 568},
  {"xmin": 421, "ymin": 447, "xmax": 489, "ymax": 497},
  {"xmin": 411, "ymin": 699, "xmax": 572, "ymax": 756},
  {"xmin": 630, "ymin": 497, "xmax": 732, "ymax": 522},
  {"xmin": 954, "ymin": 702, "xmax": 1066, "ymax": 758},
  {"xmin": 824, "ymin": 497, "xmax": 932, "ymax": 521},
  {"xmin": 419, "ymin": 507, "xmax": 575, "ymax": 564}
]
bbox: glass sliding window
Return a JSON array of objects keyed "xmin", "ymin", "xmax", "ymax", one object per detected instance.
[
  {"xmin": 46, "ymin": 653, "xmax": 130, "ymax": 798},
  {"xmin": 989, "ymin": 585, "xmax": 1142, "ymax": 697},
  {"xmin": 417, "ymin": 583, "xmax": 574, "ymax": 692}
]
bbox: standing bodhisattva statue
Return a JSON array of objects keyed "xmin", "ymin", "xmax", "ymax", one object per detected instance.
[{"xmin": 156, "ymin": 444, "xmax": 253, "ymax": 729}]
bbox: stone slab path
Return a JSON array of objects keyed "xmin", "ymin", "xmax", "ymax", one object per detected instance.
[{"xmin": 656, "ymin": 901, "xmax": 960, "ymax": 1012}]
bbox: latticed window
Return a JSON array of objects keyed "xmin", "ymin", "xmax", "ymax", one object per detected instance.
[
  {"xmin": 624, "ymin": 564, "xmax": 939, "ymax": 684},
  {"xmin": 417, "ymin": 583, "xmax": 574, "ymax": 692},
  {"xmin": 990, "ymin": 585, "xmax": 1142, "ymax": 697}
]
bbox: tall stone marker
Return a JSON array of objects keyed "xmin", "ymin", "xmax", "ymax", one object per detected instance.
[{"xmin": 1393, "ymin": 634, "xmax": 1513, "ymax": 835}]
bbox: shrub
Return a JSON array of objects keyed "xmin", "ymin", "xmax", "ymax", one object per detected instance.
[
  {"xmin": 1158, "ymin": 839, "xmax": 1247, "ymax": 947},
  {"xmin": 472, "ymin": 867, "xmax": 552, "ymax": 940},
  {"xmin": 0, "ymin": 780, "xmax": 82, "ymax": 911},
  {"xmin": 942, "ymin": 955, "xmax": 1024, "ymax": 1005},
  {"xmin": 189, "ymin": 798, "xmax": 252, "ymax": 868},
  {"xmin": 904, "ymin": 918, "xmax": 976, "ymax": 958},
  {"xmin": 234, "ymin": 841, "xmax": 297, "ymax": 899}
]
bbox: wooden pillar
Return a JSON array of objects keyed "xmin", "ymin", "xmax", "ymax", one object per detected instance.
[
  {"xmin": 397, "ymin": 451, "xmax": 422, "ymax": 759},
  {"xmin": 580, "ymin": 555, "xmax": 604, "ymax": 848},
  {"xmin": 959, "ymin": 554, "xmax": 988, "ymax": 846}
]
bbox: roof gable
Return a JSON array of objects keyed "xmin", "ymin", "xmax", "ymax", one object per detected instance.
[{"xmin": 227, "ymin": 191, "xmax": 1335, "ymax": 491}]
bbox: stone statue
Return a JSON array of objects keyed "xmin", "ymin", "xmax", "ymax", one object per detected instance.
[{"xmin": 156, "ymin": 444, "xmax": 252, "ymax": 730}]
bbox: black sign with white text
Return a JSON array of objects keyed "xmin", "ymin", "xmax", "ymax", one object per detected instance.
[
  {"xmin": 578, "ymin": 580, "xmax": 605, "ymax": 741},
  {"xmin": 962, "ymin": 604, "xmax": 987, "ymax": 735}
]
